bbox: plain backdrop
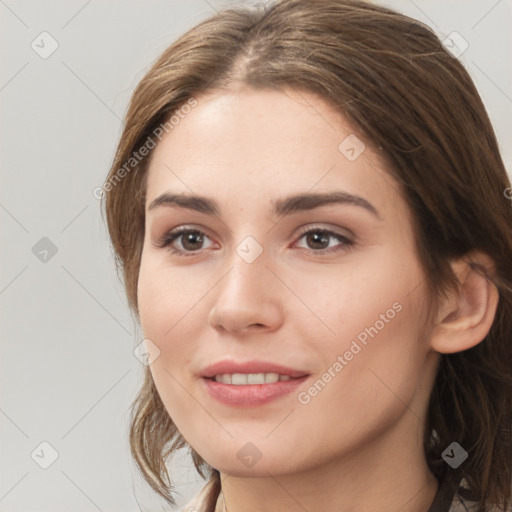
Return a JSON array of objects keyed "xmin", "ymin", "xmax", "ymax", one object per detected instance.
[{"xmin": 1, "ymin": 1, "xmax": 511, "ymax": 511}]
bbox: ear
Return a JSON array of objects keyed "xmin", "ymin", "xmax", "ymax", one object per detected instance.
[{"xmin": 429, "ymin": 251, "xmax": 499, "ymax": 354}]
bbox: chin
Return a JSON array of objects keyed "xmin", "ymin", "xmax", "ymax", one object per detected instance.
[{"xmin": 198, "ymin": 441, "xmax": 308, "ymax": 478}]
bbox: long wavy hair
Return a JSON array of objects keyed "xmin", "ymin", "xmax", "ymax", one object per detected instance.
[{"xmin": 102, "ymin": 0, "xmax": 512, "ymax": 510}]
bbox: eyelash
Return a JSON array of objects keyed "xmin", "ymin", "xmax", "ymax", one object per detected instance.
[{"xmin": 155, "ymin": 225, "xmax": 354, "ymax": 257}]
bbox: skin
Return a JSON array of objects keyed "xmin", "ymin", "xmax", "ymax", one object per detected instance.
[{"xmin": 137, "ymin": 85, "xmax": 498, "ymax": 512}]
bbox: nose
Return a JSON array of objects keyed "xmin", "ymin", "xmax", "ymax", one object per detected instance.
[{"xmin": 207, "ymin": 251, "xmax": 285, "ymax": 335}]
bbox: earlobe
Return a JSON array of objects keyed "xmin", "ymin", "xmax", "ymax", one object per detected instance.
[{"xmin": 429, "ymin": 252, "xmax": 499, "ymax": 354}]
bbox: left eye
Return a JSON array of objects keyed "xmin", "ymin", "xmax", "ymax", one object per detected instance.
[{"xmin": 295, "ymin": 229, "xmax": 353, "ymax": 253}]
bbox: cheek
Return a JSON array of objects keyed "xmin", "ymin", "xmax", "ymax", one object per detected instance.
[
  {"xmin": 285, "ymin": 247, "xmax": 424, "ymax": 350},
  {"xmin": 136, "ymin": 253, "xmax": 225, "ymax": 419},
  {"xmin": 291, "ymin": 251, "xmax": 429, "ymax": 411},
  {"xmin": 137, "ymin": 252, "xmax": 212, "ymax": 342},
  {"xmin": 136, "ymin": 255, "xmax": 210, "ymax": 428},
  {"xmin": 307, "ymin": 288, "xmax": 427, "ymax": 422}
]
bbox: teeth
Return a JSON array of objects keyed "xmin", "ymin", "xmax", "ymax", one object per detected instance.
[{"xmin": 214, "ymin": 373, "xmax": 292, "ymax": 385}]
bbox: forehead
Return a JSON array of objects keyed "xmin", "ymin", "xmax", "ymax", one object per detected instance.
[{"xmin": 144, "ymin": 87, "xmax": 403, "ymax": 220}]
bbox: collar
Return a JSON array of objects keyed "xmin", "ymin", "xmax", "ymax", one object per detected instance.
[{"xmin": 215, "ymin": 472, "xmax": 466, "ymax": 512}]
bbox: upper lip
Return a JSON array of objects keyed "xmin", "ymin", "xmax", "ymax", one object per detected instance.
[{"xmin": 200, "ymin": 360, "xmax": 310, "ymax": 379}]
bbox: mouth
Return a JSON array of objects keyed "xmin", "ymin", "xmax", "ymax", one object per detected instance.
[
  {"xmin": 207, "ymin": 372, "xmax": 296, "ymax": 385},
  {"xmin": 200, "ymin": 360, "xmax": 309, "ymax": 380},
  {"xmin": 199, "ymin": 362, "xmax": 310, "ymax": 406}
]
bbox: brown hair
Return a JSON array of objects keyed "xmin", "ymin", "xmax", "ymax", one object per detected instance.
[{"xmin": 102, "ymin": 0, "xmax": 512, "ymax": 509}]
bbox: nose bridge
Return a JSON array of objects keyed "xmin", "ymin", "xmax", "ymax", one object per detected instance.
[
  {"xmin": 225, "ymin": 250, "xmax": 266, "ymax": 299},
  {"xmin": 208, "ymin": 241, "xmax": 283, "ymax": 333}
]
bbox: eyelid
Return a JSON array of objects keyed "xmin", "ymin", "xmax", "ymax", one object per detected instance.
[{"xmin": 294, "ymin": 223, "xmax": 354, "ymax": 240}]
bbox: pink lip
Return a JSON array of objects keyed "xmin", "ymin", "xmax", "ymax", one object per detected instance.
[
  {"xmin": 199, "ymin": 359, "xmax": 310, "ymax": 407},
  {"xmin": 202, "ymin": 375, "xmax": 310, "ymax": 406}
]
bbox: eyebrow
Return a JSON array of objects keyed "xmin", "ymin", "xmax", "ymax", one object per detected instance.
[{"xmin": 147, "ymin": 191, "xmax": 382, "ymax": 220}]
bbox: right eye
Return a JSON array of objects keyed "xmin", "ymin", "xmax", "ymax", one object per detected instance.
[{"xmin": 155, "ymin": 227, "xmax": 217, "ymax": 256}]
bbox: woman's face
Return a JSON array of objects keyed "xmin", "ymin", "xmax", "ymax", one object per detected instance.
[{"xmin": 138, "ymin": 86, "xmax": 439, "ymax": 476}]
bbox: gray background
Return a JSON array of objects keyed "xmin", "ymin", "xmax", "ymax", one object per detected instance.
[{"xmin": 1, "ymin": 1, "xmax": 511, "ymax": 511}]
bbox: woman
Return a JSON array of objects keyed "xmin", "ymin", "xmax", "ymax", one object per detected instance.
[{"xmin": 102, "ymin": 0, "xmax": 512, "ymax": 510}]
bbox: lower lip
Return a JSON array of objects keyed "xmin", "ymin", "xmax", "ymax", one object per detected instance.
[{"xmin": 201, "ymin": 375, "xmax": 310, "ymax": 406}]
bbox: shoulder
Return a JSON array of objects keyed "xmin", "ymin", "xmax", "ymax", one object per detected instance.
[{"xmin": 180, "ymin": 478, "xmax": 221, "ymax": 512}]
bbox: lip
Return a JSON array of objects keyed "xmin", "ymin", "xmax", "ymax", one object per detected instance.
[
  {"xmin": 202, "ymin": 375, "xmax": 310, "ymax": 406},
  {"xmin": 199, "ymin": 359, "xmax": 310, "ymax": 407},
  {"xmin": 200, "ymin": 360, "xmax": 309, "ymax": 379}
]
